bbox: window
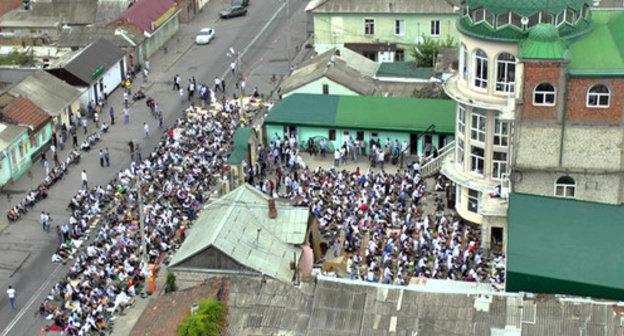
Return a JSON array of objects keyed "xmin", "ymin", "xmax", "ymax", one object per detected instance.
[
  {"xmin": 362, "ymin": 51, "xmax": 376, "ymax": 61},
  {"xmin": 394, "ymin": 49, "xmax": 405, "ymax": 62},
  {"xmin": 540, "ymin": 11, "xmax": 554, "ymax": 24},
  {"xmin": 496, "ymin": 11, "xmax": 510, "ymax": 28},
  {"xmin": 468, "ymin": 189, "xmax": 479, "ymax": 213},
  {"xmin": 533, "ymin": 83, "xmax": 556, "ymax": 106},
  {"xmin": 473, "ymin": 49, "xmax": 488, "ymax": 89},
  {"xmin": 555, "ymin": 11, "xmax": 565, "ymax": 26},
  {"xmin": 586, "ymin": 84, "xmax": 610, "ymax": 107},
  {"xmin": 328, "ymin": 129, "xmax": 336, "ymax": 141},
  {"xmin": 470, "ymin": 146, "xmax": 484, "ymax": 175},
  {"xmin": 356, "ymin": 131, "xmax": 364, "ymax": 141},
  {"xmin": 395, "ymin": 19, "xmax": 405, "ymax": 35},
  {"xmin": 322, "ymin": 84, "xmax": 329, "ymax": 95},
  {"xmin": 30, "ymin": 134, "xmax": 39, "ymax": 149},
  {"xmin": 527, "ymin": 13, "xmax": 540, "ymax": 28},
  {"xmin": 459, "ymin": 44, "xmax": 468, "ymax": 81},
  {"xmin": 430, "ymin": 20, "xmax": 440, "ymax": 36},
  {"xmin": 457, "ymin": 105, "xmax": 466, "ymax": 135},
  {"xmin": 565, "ymin": 8, "xmax": 576, "ymax": 24},
  {"xmin": 371, "ymin": 132, "xmax": 379, "ymax": 138},
  {"xmin": 471, "ymin": 8, "xmax": 485, "ymax": 23},
  {"xmin": 495, "ymin": 53, "xmax": 516, "ymax": 93},
  {"xmin": 555, "ymin": 176, "xmax": 576, "ymax": 198},
  {"xmin": 511, "ymin": 12, "xmax": 523, "ymax": 28},
  {"xmin": 485, "ymin": 10, "xmax": 495, "ymax": 26},
  {"xmin": 456, "ymin": 137, "xmax": 465, "ymax": 167},
  {"xmin": 493, "ymin": 119, "xmax": 509, "ymax": 147},
  {"xmin": 470, "ymin": 112, "xmax": 486, "ymax": 143},
  {"xmin": 492, "ymin": 151, "xmax": 508, "ymax": 178},
  {"xmin": 364, "ymin": 18, "xmax": 375, "ymax": 35},
  {"xmin": 18, "ymin": 141, "xmax": 23, "ymax": 158}
]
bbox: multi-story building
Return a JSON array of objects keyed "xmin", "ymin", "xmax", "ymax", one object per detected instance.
[
  {"xmin": 434, "ymin": 0, "xmax": 624, "ymax": 252},
  {"xmin": 309, "ymin": 0, "xmax": 459, "ymax": 63}
]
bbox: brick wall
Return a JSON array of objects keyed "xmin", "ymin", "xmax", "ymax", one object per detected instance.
[
  {"xmin": 566, "ymin": 78, "xmax": 624, "ymax": 123},
  {"xmin": 520, "ymin": 61, "xmax": 563, "ymax": 120}
]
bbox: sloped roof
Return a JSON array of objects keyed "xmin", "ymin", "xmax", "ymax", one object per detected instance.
[
  {"xmin": 519, "ymin": 24, "xmax": 569, "ymax": 60},
  {"xmin": 464, "ymin": 0, "xmax": 592, "ymax": 16},
  {"xmin": 0, "ymin": 0, "xmax": 20, "ymax": 18},
  {"xmin": 51, "ymin": 38, "xmax": 125, "ymax": 84},
  {"xmin": 376, "ymin": 62, "xmax": 434, "ymax": 79},
  {"xmin": 57, "ymin": 26, "xmax": 145, "ymax": 49},
  {"xmin": 227, "ymin": 127, "xmax": 253, "ymax": 164},
  {"xmin": 508, "ymin": 193, "xmax": 624, "ymax": 301},
  {"xmin": 112, "ymin": 0, "xmax": 177, "ymax": 34},
  {"xmin": 0, "ymin": 123, "xmax": 27, "ymax": 151},
  {"xmin": 313, "ymin": 0, "xmax": 456, "ymax": 14},
  {"xmin": 265, "ymin": 94, "xmax": 456, "ymax": 134},
  {"xmin": 31, "ymin": 0, "xmax": 98, "ymax": 25},
  {"xmin": 568, "ymin": 10, "xmax": 624, "ymax": 77},
  {"xmin": 169, "ymin": 184, "xmax": 308, "ymax": 282},
  {"xmin": 2, "ymin": 97, "xmax": 51, "ymax": 131},
  {"xmin": 94, "ymin": 0, "xmax": 132, "ymax": 26},
  {"xmin": 0, "ymin": 8, "xmax": 60, "ymax": 28},
  {"xmin": 9, "ymin": 70, "xmax": 82, "ymax": 117},
  {"xmin": 282, "ymin": 49, "xmax": 377, "ymax": 95}
]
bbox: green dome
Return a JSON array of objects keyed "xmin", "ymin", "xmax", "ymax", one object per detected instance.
[
  {"xmin": 518, "ymin": 24, "xmax": 569, "ymax": 60},
  {"xmin": 458, "ymin": 0, "xmax": 594, "ymax": 43}
]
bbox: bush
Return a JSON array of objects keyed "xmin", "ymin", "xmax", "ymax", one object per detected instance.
[
  {"xmin": 410, "ymin": 35, "xmax": 457, "ymax": 67},
  {"xmin": 166, "ymin": 272, "xmax": 178, "ymax": 292},
  {"xmin": 177, "ymin": 300, "xmax": 227, "ymax": 336},
  {"xmin": 0, "ymin": 51, "xmax": 34, "ymax": 66}
]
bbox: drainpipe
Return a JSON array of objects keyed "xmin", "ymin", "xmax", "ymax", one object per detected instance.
[{"xmin": 558, "ymin": 72, "xmax": 569, "ymax": 167}]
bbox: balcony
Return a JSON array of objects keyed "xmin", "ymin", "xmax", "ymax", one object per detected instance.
[
  {"xmin": 443, "ymin": 75, "xmax": 516, "ymax": 121},
  {"xmin": 440, "ymin": 148, "xmax": 499, "ymax": 193},
  {"xmin": 479, "ymin": 193, "xmax": 508, "ymax": 217}
]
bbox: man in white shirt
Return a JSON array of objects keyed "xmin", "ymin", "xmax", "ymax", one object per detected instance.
[
  {"xmin": 6, "ymin": 286, "xmax": 15, "ymax": 309},
  {"xmin": 81, "ymin": 170, "xmax": 88, "ymax": 189}
]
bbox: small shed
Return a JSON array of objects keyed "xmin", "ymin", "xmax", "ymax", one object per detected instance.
[
  {"xmin": 226, "ymin": 127, "xmax": 259, "ymax": 188},
  {"xmin": 169, "ymin": 184, "xmax": 320, "ymax": 285}
]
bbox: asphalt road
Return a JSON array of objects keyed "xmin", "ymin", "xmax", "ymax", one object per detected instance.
[{"xmin": 0, "ymin": 0, "xmax": 309, "ymax": 334}]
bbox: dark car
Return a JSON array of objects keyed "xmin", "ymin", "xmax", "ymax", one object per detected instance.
[
  {"xmin": 232, "ymin": 0, "xmax": 249, "ymax": 7},
  {"xmin": 220, "ymin": 5, "xmax": 247, "ymax": 18}
]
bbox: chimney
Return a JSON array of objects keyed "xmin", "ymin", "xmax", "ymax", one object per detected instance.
[{"xmin": 268, "ymin": 199, "xmax": 277, "ymax": 218}]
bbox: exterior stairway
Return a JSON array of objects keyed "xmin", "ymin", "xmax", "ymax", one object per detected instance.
[{"xmin": 420, "ymin": 140, "xmax": 454, "ymax": 177}]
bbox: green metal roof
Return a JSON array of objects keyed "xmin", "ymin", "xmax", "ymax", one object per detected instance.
[
  {"xmin": 376, "ymin": 63, "xmax": 434, "ymax": 79},
  {"xmin": 519, "ymin": 24, "xmax": 569, "ymax": 60},
  {"xmin": 264, "ymin": 94, "xmax": 456, "ymax": 134},
  {"xmin": 169, "ymin": 184, "xmax": 308, "ymax": 282},
  {"xmin": 568, "ymin": 11, "xmax": 624, "ymax": 77},
  {"xmin": 227, "ymin": 127, "xmax": 253, "ymax": 164},
  {"xmin": 463, "ymin": 0, "xmax": 592, "ymax": 16},
  {"xmin": 507, "ymin": 193, "xmax": 624, "ymax": 300}
]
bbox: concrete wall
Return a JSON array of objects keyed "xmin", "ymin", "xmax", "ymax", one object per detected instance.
[{"xmin": 284, "ymin": 78, "xmax": 360, "ymax": 97}]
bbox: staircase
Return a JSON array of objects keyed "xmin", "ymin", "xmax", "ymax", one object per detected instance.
[{"xmin": 420, "ymin": 140, "xmax": 454, "ymax": 177}]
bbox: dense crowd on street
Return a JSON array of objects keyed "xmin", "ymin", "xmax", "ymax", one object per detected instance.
[
  {"xmin": 37, "ymin": 98, "xmax": 246, "ymax": 334},
  {"xmin": 245, "ymin": 135, "xmax": 506, "ymax": 286}
]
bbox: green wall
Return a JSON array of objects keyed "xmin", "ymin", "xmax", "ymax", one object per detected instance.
[
  {"xmin": 266, "ymin": 124, "xmax": 452, "ymax": 155},
  {"xmin": 145, "ymin": 13, "xmax": 180, "ymax": 59}
]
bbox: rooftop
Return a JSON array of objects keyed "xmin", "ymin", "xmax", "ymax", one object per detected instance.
[
  {"xmin": 312, "ymin": 0, "xmax": 456, "ymax": 14},
  {"xmin": 111, "ymin": 0, "xmax": 177, "ymax": 34},
  {"xmin": 518, "ymin": 24, "xmax": 569, "ymax": 60},
  {"xmin": 0, "ymin": 123, "xmax": 26, "ymax": 151},
  {"xmin": 9, "ymin": 70, "xmax": 82, "ymax": 117},
  {"xmin": 375, "ymin": 62, "xmax": 434, "ymax": 79},
  {"xmin": 568, "ymin": 10, "xmax": 624, "ymax": 77},
  {"xmin": 57, "ymin": 26, "xmax": 145, "ymax": 49},
  {"xmin": 227, "ymin": 127, "xmax": 253, "ymax": 164},
  {"xmin": 168, "ymin": 184, "xmax": 309, "ymax": 282},
  {"xmin": 265, "ymin": 94, "xmax": 456, "ymax": 134},
  {"xmin": 508, "ymin": 193, "xmax": 624, "ymax": 301},
  {"xmin": 1, "ymin": 97, "xmax": 51, "ymax": 132}
]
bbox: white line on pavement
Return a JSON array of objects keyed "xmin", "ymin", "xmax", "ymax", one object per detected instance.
[{"xmin": 1, "ymin": 264, "xmax": 63, "ymax": 336}]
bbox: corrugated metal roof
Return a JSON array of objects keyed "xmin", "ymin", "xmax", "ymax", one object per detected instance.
[
  {"xmin": 57, "ymin": 26, "xmax": 145, "ymax": 49},
  {"xmin": 2, "ymin": 97, "xmax": 50, "ymax": 131},
  {"xmin": 94, "ymin": 0, "xmax": 132, "ymax": 26},
  {"xmin": 169, "ymin": 184, "xmax": 309, "ymax": 282},
  {"xmin": 9, "ymin": 70, "xmax": 82, "ymax": 117},
  {"xmin": 313, "ymin": 0, "xmax": 456, "ymax": 14},
  {"xmin": 50, "ymin": 38, "xmax": 125, "ymax": 85},
  {"xmin": 111, "ymin": 0, "xmax": 177, "ymax": 34},
  {"xmin": 31, "ymin": 0, "xmax": 98, "ymax": 25}
]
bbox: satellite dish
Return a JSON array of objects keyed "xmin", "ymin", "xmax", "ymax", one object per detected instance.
[{"xmin": 521, "ymin": 16, "xmax": 529, "ymax": 25}]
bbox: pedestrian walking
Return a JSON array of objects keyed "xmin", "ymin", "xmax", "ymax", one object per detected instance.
[
  {"xmin": 104, "ymin": 148, "xmax": 110, "ymax": 167},
  {"xmin": 220, "ymin": 77, "xmax": 226, "ymax": 92},
  {"xmin": 81, "ymin": 170, "xmax": 88, "ymax": 189},
  {"xmin": 179, "ymin": 88, "xmax": 184, "ymax": 103},
  {"xmin": 214, "ymin": 77, "xmax": 221, "ymax": 92},
  {"xmin": 123, "ymin": 91, "xmax": 129, "ymax": 108},
  {"xmin": 41, "ymin": 211, "xmax": 49, "ymax": 232},
  {"xmin": 72, "ymin": 131, "xmax": 78, "ymax": 148},
  {"xmin": 128, "ymin": 140, "xmax": 135, "ymax": 161},
  {"xmin": 43, "ymin": 159, "xmax": 49, "ymax": 175},
  {"xmin": 109, "ymin": 107, "xmax": 115, "ymax": 125},
  {"xmin": 136, "ymin": 145, "xmax": 142, "ymax": 162},
  {"xmin": 143, "ymin": 68, "xmax": 148, "ymax": 82},
  {"xmin": 99, "ymin": 149, "xmax": 104, "ymax": 167},
  {"xmin": 61, "ymin": 223, "xmax": 69, "ymax": 243},
  {"xmin": 124, "ymin": 107, "xmax": 129, "ymax": 124},
  {"xmin": 158, "ymin": 114, "xmax": 163, "ymax": 129},
  {"xmin": 145, "ymin": 60, "xmax": 150, "ymax": 72},
  {"xmin": 144, "ymin": 122, "xmax": 149, "ymax": 138},
  {"xmin": 55, "ymin": 225, "xmax": 62, "ymax": 246},
  {"xmin": 230, "ymin": 61, "xmax": 236, "ymax": 75},
  {"xmin": 82, "ymin": 118, "xmax": 88, "ymax": 134},
  {"xmin": 173, "ymin": 74, "xmax": 180, "ymax": 90},
  {"xmin": 7, "ymin": 286, "xmax": 16, "ymax": 309},
  {"xmin": 53, "ymin": 152, "xmax": 59, "ymax": 167}
]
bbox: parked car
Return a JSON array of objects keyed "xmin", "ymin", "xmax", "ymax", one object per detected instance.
[
  {"xmin": 232, "ymin": 0, "xmax": 249, "ymax": 7},
  {"xmin": 195, "ymin": 28, "xmax": 215, "ymax": 45},
  {"xmin": 220, "ymin": 5, "xmax": 247, "ymax": 18}
]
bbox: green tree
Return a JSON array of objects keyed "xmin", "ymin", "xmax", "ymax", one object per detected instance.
[
  {"xmin": 177, "ymin": 299, "xmax": 227, "ymax": 336},
  {"xmin": 0, "ymin": 51, "xmax": 34, "ymax": 66},
  {"xmin": 410, "ymin": 35, "xmax": 457, "ymax": 67}
]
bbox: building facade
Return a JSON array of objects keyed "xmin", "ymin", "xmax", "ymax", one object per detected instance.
[
  {"xmin": 434, "ymin": 0, "xmax": 611, "ymax": 251},
  {"xmin": 311, "ymin": 0, "xmax": 459, "ymax": 63}
]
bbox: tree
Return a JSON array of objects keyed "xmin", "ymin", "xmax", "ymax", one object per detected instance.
[
  {"xmin": 177, "ymin": 299, "xmax": 227, "ymax": 336},
  {"xmin": 410, "ymin": 35, "xmax": 457, "ymax": 67}
]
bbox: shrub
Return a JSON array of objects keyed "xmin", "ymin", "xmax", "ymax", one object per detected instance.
[
  {"xmin": 177, "ymin": 299, "xmax": 227, "ymax": 336},
  {"xmin": 166, "ymin": 272, "xmax": 178, "ymax": 292}
]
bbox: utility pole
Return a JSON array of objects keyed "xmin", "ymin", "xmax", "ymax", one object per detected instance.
[{"xmin": 285, "ymin": 0, "xmax": 292, "ymax": 70}]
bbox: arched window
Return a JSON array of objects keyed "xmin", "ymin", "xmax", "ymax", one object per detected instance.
[
  {"xmin": 555, "ymin": 176, "xmax": 575, "ymax": 198},
  {"xmin": 533, "ymin": 83, "xmax": 556, "ymax": 106},
  {"xmin": 495, "ymin": 53, "xmax": 516, "ymax": 93},
  {"xmin": 586, "ymin": 84, "xmax": 610, "ymax": 107},
  {"xmin": 459, "ymin": 43, "xmax": 467, "ymax": 81},
  {"xmin": 473, "ymin": 49, "xmax": 488, "ymax": 89}
]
